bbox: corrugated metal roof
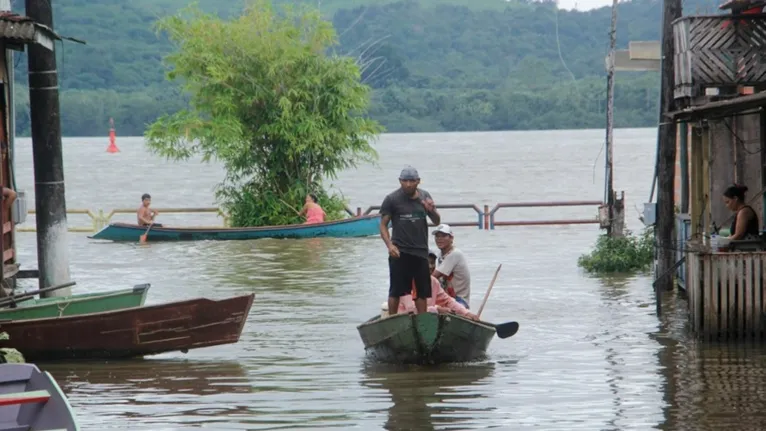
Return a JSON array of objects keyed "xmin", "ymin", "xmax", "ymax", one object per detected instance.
[{"xmin": 0, "ymin": 12, "xmax": 60, "ymax": 50}]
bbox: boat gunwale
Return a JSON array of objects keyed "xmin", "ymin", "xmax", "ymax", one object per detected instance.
[
  {"xmin": 356, "ymin": 312, "xmax": 497, "ymax": 332},
  {"xmin": 95, "ymin": 214, "xmax": 382, "ymax": 235},
  {"xmin": 0, "ymin": 293, "xmax": 255, "ymax": 325},
  {"xmin": 4, "ymin": 285, "xmax": 150, "ymax": 311}
]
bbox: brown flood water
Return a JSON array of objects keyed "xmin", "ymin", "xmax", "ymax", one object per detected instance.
[{"xmin": 10, "ymin": 129, "xmax": 766, "ymax": 430}]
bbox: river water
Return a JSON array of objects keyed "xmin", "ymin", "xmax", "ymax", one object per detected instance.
[{"xmin": 7, "ymin": 129, "xmax": 762, "ymax": 430}]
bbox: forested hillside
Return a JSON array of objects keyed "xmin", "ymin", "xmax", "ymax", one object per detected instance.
[{"xmin": 7, "ymin": 0, "xmax": 721, "ymax": 136}]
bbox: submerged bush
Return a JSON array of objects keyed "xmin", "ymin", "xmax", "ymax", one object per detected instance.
[
  {"xmin": 577, "ymin": 228, "xmax": 654, "ymax": 274},
  {"xmin": 0, "ymin": 332, "xmax": 24, "ymax": 364}
]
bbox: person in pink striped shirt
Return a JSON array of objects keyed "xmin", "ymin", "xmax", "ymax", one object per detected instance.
[{"xmin": 396, "ymin": 250, "xmax": 479, "ymax": 320}]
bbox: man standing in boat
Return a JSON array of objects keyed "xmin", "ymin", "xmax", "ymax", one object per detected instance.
[
  {"xmin": 379, "ymin": 166, "xmax": 440, "ymax": 316},
  {"xmin": 137, "ymin": 193, "xmax": 160, "ymax": 227},
  {"xmin": 431, "ymin": 224, "xmax": 472, "ymax": 308}
]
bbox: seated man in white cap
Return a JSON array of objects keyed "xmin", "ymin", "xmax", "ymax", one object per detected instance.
[
  {"xmin": 381, "ymin": 249, "xmax": 478, "ymax": 320},
  {"xmin": 431, "ymin": 223, "xmax": 471, "ymax": 308}
]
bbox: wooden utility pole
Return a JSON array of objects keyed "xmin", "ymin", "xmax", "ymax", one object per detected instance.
[
  {"xmin": 605, "ymin": 0, "xmax": 617, "ymax": 237},
  {"xmin": 604, "ymin": 0, "xmax": 626, "ymax": 238},
  {"xmin": 655, "ymin": 0, "xmax": 683, "ymax": 292},
  {"xmin": 25, "ymin": 0, "xmax": 72, "ymax": 296}
]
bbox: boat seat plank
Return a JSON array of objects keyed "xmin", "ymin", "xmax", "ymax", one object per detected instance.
[
  {"xmin": 0, "ymin": 423, "xmax": 29, "ymax": 431},
  {"xmin": 0, "ymin": 390, "xmax": 50, "ymax": 406}
]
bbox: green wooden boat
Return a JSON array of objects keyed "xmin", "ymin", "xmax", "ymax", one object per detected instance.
[
  {"xmin": 0, "ymin": 284, "xmax": 150, "ymax": 320},
  {"xmin": 357, "ymin": 312, "xmax": 497, "ymax": 365}
]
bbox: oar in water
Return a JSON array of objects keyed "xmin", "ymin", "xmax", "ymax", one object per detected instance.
[
  {"xmin": 139, "ymin": 223, "xmax": 153, "ymax": 243},
  {"xmin": 0, "ymin": 281, "xmax": 76, "ymax": 308},
  {"xmin": 474, "ymin": 264, "xmax": 520, "ymax": 340}
]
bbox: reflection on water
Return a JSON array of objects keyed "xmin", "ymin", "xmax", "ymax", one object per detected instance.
[
  {"xmin": 360, "ymin": 362, "xmax": 497, "ymax": 431},
  {"xmin": 44, "ymin": 360, "xmax": 250, "ymax": 396},
  {"xmin": 42, "ymin": 360, "xmax": 253, "ymax": 430}
]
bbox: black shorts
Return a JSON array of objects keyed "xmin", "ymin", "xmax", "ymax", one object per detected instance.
[{"xmin": 388, "ymin": 252, "xmax": 431, "ymax": 299}]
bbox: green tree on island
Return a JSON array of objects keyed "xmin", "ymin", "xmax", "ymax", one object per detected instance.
[{"xmin": 145, "ymin": 0, "xmax": 383, "ymax": 226}]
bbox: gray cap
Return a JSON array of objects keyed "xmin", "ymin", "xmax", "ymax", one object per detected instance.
[{"xmin": 399, "ymin": 166, "xmax": 420, "ymax": 180}]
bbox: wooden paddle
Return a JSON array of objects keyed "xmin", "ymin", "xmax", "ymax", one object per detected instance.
[
  {"xmin": 477, "ymin": 264, "xmax": 502, "ymax": 318},
  {"xmin": 139, "ymin": 223, "xmax": 153, "ymax": 243},
  {"xmin": 494, "ymin": 321, "xmax": 520, "ymax": 339},
  {"xmin": 472, "ymin": 264, "xmax": 520, "ymax": 339},
  {"xmin": 0, "ymin": 281, "xmax": 76, "ymax": 308}
]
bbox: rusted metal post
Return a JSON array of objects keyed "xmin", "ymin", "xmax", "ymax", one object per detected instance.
[{"xmin": 483, "ymin": 205, "xmax": 489, "ymax": 230}]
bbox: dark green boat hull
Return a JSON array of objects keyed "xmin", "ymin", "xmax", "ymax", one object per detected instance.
[{"xmin": 357, "ymin": 312, "xmax": 496, "ymax": 365}]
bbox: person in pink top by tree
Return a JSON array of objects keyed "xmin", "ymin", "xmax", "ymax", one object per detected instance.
[
  {"xmin": 300, "ymin": 193, "xmax": 325, "ymax": 224},
  {"xmin": 397, "ymin": 250, "xmax": 479, "ymax": 320}
]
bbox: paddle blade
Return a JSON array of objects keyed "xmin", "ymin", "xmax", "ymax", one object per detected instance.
[
  {"xmin": 139, "ymin": 234, "xmax": 148, "ymax": 243},
  {"xmin": 496, "ymin": 321, "xmax": 519, "ymax": 339}
]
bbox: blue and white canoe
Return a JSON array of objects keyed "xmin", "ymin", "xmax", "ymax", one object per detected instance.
[
  {"xmin": 0, "ymin": 363, "xmax": 80, "ymax": 430},
  {"xmin": 89, "ymin": 214, "xmax": 382, "ymax": 242}
]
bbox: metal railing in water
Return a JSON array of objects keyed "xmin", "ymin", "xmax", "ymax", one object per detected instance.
[{"xmin": 15, "ymin": 200, "xmax": 604, "ymax": 233}]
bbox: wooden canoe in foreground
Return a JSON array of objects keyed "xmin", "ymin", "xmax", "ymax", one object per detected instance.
[
  {"xmin": 0, "ymin": 293, "xmax": 254, "ymax": 362},
  {"xmin": 357, "ymin": 312, "xmax": 497, "ymax": 365},
  {"xmin": 89, "ymin": 214, "xmax": 382, "ymax": 242},
  {"xmin": 0, "ymin": 284, "xmax": 150, "ymax": 321},
  {"xmin": 0, "ymin": 363, "xmax": 79, "ymax": 430}
]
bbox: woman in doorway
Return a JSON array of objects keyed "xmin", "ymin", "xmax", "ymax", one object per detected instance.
[
  {"xmin": 300, "ymin": 193, "xmax": 325, "ymax": 224},
  {"xmin": 723, "ymin": 184, "xmax": 760, "ymax": 240}
]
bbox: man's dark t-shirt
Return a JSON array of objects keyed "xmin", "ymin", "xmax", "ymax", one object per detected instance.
[{"xmin": 380, "ymin": 188, "xmax": 432, "ymax": 259}]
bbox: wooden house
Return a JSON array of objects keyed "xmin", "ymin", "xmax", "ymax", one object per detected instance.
[{"xmin": 670, "ymin": 10, "xmax": 766, "ymax": 340}]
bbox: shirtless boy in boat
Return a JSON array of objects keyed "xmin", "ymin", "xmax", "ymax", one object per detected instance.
[{"xmin": 137, "ymin": 193, "xmax": 160, "ymax": 227}]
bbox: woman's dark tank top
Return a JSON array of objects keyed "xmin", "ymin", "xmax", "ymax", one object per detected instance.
[{"xmin": 730, "ymin": 205, "xmax": 760, "ymax": 238}]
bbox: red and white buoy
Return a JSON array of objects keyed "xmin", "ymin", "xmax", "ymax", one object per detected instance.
[{"xmin": 106, "ymin": 117, "xmax": 119, "ymax": 153}]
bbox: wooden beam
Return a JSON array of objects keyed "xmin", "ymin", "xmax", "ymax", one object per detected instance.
[
  {"xmin": 761, "ymin": 110, "xmax": 766, "ymax": 229},
  {"xmin": 16, "ymin": 269, "xmax": 38, "ymax": 279},
  {"xmin": 2, "ymin": 263, "xmax": 18, "ymax": 279},
  {"xmin": 703, "ymin": 126, "xmax": 712, "ymax": 232},
  {"xmin": 690, "ymin": 126, "xmax": 705, "ymax": 237},
  {"xmin": 3, "ymin": 248, "xmax": 13, "ymax": 263},
  {"xmin": 668, "ymin": 91, "xmax": 766, "ymax": 121}
]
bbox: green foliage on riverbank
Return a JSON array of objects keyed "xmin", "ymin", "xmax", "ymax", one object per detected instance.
[
  {"xmin": 578, "ymin": 228, "xmax": 654, "ymax": 274},
  {"xmin": 7, "ymin": 0, "xmax": 711, "ymax": 136},
  {"xmin": 145, "ymin": 1, "xmax": 380, "ymax": 227}
]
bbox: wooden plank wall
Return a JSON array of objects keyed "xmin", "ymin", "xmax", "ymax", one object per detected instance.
[{"xmin": 687, "ymin": 252, "xmax": 766, "ymax": 341}]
